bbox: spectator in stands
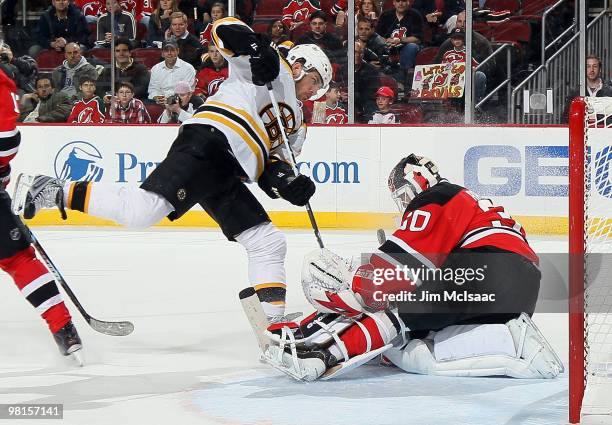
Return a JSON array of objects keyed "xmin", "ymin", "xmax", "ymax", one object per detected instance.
[
  {"xmin": 158, "ymin": 80, "xmax": 203, "ymax": 123},
  {"xmin": 52, "ymin": 42, "xmax": 99, "ymax": 99},
  {"xmin": 440, "ymin": 0, "xmax": 466, "ymax": 33},
  {"xmin": 19, "ymin": 76, "xmax": 73, "ymax": 122},
  {"xmin": 106, "ymin": 81, "xmax": 151, "ymax": 123},
  {"xmin": 30, "ymin": 0, "xmax": 90, "ymax": 57},
  {"xmin": 282, "ymin": 0, "xmax": 321, "ymax": 31},
  {"xmin": 320, "ymin": 81, "xmax": 348, "ymax": 124},
  {"xmin": 97, "ymin": 38, "xmax": 151, "ymax": 99},
  {"xmin": 438, "ymin": 28, "xmax": 486, "ymax": 102},
  {"xmin": 357, "ymin": 16, "xmax": 389, "ymax": 63},
  {"xmin": 199, "ymin": 2, "xmax": 227, "ymax": 47},
  {"xmin": 358, "ymin": 0, "xmax": 381, "ymax": 21},
  {"xmin": 367, "ymin": 85, "xmax": 399, "ymax": 123},
  {"xmin": 148, "ymin": 0, "xmax": 179, "ymax": 47},
  {"xmin": 563, "ymin": 55, "xmax": 612, "ymax": 122},
  {"xmin": 295, "ymin": 11, "xmax": 343, "ymax": 62},
  {"xmin": 95, "ymin": 0, "xmax": 136, "ymax": 47},
  {"xmin": 74, "ymin": 0, "xmax": 103, "ymax": 24},
  {"xmin": 194, "ymin": 44, "xmax": 228, "ymax": 100},
  {"xmin": 67, "ymin": 77, "xmax": 106, "ymax": 123},
  {"xmin": 166, "ymin": 12, "xmax": 203, "ymax": 68},
  {"xmin": 354, "ymin": 39, "xmax": 383, "ymax": 120},
  {"xmin": 267, "ymin": 20, "xmax": 294, "ymax": 57},
  {"xmin": 0, "ymin": 42, "xmax": 38, "ymax": 94},
  {"xmin": 148, "ymin": 39, "xmax": 196, "ymax": 104},
  {"xmin": 376, "ymin": 0, "xmax": 423, "ymax": 82}
]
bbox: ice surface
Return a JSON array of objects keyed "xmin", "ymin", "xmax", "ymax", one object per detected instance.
[{"xmin": 0, "ymin": 229, "xmax": 569, "ymax": 425}]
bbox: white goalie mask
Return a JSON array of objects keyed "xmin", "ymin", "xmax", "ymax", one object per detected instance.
[
  {"xmin": 388, "ymin": 154, "xmax": 441, "ymax": 212},
  {"xmin": 286, "ymin": 44, "xmax": 332, "ymax": 100}
]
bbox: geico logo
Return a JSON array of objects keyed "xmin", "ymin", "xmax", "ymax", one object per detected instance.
[
  {"xmin": 296, "ymin": 161, "xmax": 360, "ymax": 184},
  {"xmin": 463, "ymin": 145, "xmax": 612, "ymax": 198}
]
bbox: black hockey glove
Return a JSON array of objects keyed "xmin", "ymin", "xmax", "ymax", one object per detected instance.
[
  {"xmin": 0, "ymin": 164, "xmax": 10, "ymax": 190},
  {"xmin": 248, "ymin": 34, "xmax": 280, "ymax": 86},
  {"xmin": 258, "ymin": 157, "xmax": 316, "ymax": 206}
]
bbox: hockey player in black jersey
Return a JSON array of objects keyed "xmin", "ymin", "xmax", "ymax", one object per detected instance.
[
  {"xmin": 255, "ymin": 154, "xmax": 563, "ymax": 381},
  {"xmin": 12, "ymin": 18, "xmax": 333, "ymax": 323}
]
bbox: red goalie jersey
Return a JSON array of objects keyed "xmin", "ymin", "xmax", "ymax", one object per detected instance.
[
  {"xmin": 0, "ymin": 68, "xmax": 20, "ymax": 186},
  {"xmin": 374, "ymin": 181, "xmax": 538, "ymax": 271}
]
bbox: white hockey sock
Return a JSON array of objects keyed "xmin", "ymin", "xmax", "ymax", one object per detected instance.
[
  {"xmin": 63, "ymin": 182, "xmax": 174, "ymax": 228},
  {"xmin": 235, "ymin": 223, "xmax": 287, "ymax": 319}
]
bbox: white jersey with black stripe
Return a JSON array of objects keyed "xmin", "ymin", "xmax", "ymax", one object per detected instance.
[{"xmin": 182, "ymin": 17, "xmax": 305, "ymax": 183}]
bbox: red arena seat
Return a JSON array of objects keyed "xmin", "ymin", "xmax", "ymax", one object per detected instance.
[
  {"xmin": 255, "ymin": 0, "xmax": 284, "ymax": 17},
  {"xmin": 88, "ymin": 47, "xmax": 112, "ymax": 63},
  {"xmin": 416, "ymin": 46, "xmax": 439, "ymax": 65},
  {"xmin": 146, "ymin": 103, "xmax": 165, "ymax": 122},
  {"xmin": 132, "ymin": 48, "xmax": 162, "ymax": 68},
  {"xmin": 490, "ymin": 19, "xmax": 531, "ymax": 43},
  {"xmin": 36, "ymin": 50, "xmax": 66, "ymax": 72}
]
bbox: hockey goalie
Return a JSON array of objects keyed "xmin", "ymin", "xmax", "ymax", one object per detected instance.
[{"xmin": 255, "ymin": 154, "xmax": 563, "ymax": 381}]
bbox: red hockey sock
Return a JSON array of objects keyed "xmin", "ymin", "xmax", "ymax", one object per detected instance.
[
  {"xmin": 339, "ymin": 316, "xmax": 385, "ymax": 358},
  {"xmin": 0, "ymin": 246, "xmax": 71, "ymax": 333}
]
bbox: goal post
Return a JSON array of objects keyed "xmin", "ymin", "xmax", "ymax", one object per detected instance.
[{"xmin": 568, "ymin": 96, "xmax": 612, "ymax": 424}]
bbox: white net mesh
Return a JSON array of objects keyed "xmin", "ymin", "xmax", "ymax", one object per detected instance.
[{"xmin": 582, "ymin": 97, "xmax": 612, "ymax": 418}]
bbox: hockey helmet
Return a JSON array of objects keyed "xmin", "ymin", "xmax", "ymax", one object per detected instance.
[
  {"xmin": 286, "ymin": 44, "xmax": 332, "ymax": 100},
  {"xmin": 388, "ymin": 154, "xmax": 441, "ymax": 212}
]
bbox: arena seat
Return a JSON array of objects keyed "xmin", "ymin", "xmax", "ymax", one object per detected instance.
[
  {"xmin": 136, "ymin": 22, "xmax": 148, "ymax": 43},
  {"xmin": 416, "ymin": 46, "xmax": 439, "ymax": 65},
  {"xmin": 490, "ymin": 19, "xmax": 531, "ymax": 43},
  {"xmin": 251, "ymin": 21, "xmax": 272, "ymax": 34},
  {"xmin": 390, "ymin": 103, "xmax": 423, "ymax": 123},
  {"xmin": 35, "ymin": 50, "xmax": 66, "ymax": 72},
  {"xmin": 255, "ymin": 0, "xmax": 284, "ymax": 17},
  {"xmin": 379, "ymin": 74, "xmax": 399, "ymax": 98},
  {"xmin": 132, "ymin": 48, "xmax": 162, "ymax": 68},
  {"xmin": 145, "ymin": 103, "xmax": 165, "ymax": 122},
  {"xmin": 484, "ymin": 0, "xmax": 520, "ymax": 13},
  {"xmin": 88, "ymin": 47, "xmax": 112, "ymax": 63}
]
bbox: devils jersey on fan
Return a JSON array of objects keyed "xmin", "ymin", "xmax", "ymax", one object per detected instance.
[
  {"xmin": 74, "ymin": 0, "xmax": 152, "ymax": 22},
  {"xmin": 374, "ymin": 181, "xmax": 538, "ymax": 277},
  {"xmin": 194, "ymin": 57, "xmax": 229, "ymax": 98},
  {"xmin": 325, "ymin": 103, "xmax": 348, "ymax": 124},
  {"xmin": 282, "ymin": 0, "xmax": 321, "ymax": 28},
  {"xmin": 0, "ymin": 67, "xmax": 20, "ymax": 186}
]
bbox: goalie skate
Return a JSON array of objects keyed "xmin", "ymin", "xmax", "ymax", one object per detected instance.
[{"xmin": 11, "ymin": 174, "xmax": 67, "ymax": 219}]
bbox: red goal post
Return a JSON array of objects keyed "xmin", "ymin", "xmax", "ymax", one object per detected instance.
[{"xmin": 568, "ymin": 96, "xmax": 612, "ymax": 424}]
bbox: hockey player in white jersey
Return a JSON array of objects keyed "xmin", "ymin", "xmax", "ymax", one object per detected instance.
[{"xmin": 12, "ymin": 17, "xmax": 332, "ymax": 322}]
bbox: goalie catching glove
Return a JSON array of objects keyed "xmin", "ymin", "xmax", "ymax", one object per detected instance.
[{"xmin": 258, "ymin": 156, "xmax": 315, "ymax": 206}]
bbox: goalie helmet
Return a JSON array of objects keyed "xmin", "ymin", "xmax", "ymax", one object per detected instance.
[
  {"xmin": 388, "ymin": 154, "xmax": 441, "ymax": 212},
  {"xmin": 286, "ymin": 44, "xmax": 332, "ymax": 100}
]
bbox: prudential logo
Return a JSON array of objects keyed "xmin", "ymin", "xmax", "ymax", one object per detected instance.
[{"xmin": 54, "ymin": 141, "xmax": 104, "ymax": 182}]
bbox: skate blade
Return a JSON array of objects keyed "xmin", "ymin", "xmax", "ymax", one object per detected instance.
[
  {"xmin": 68, "ymin": 345, "xmax": 84, "ymax": 367},
  {"xmin": 11, "ymin": 174, "xmax": 35, "ymax": 215}
]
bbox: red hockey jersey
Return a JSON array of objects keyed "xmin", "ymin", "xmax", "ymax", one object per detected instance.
[
  {"xmin": 67, "ymin": 97, "xmax": 106, "ymax": 123},
  {"xmin": 0, "ymin": 68, "xmax": 20, "ymax": 186},
  {"xmin": 199, "ymin": 23, "xmax": 212, "ymax": 46},
  {"xmin": 75, "ymin": 0, "xmax": 152, "ymax": 21},
  {"xmin": 374, "ymin": 181, "xmax": 538, "ymax": 274},
  {"xmin": 325, "ymin": 103, "xmax": 348, "ymax": 124},
  {"xmin": 194, "ymin": 60, "xmax": 229, "ymax": 98},
  {"xmin": 282, "ymin": 0, "xmax": 321, "ymax": 28}
]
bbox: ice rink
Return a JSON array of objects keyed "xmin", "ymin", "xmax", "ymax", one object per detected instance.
[{"xmin": 0, "ymin": 228, "xmax": 569, "ymax": 425}]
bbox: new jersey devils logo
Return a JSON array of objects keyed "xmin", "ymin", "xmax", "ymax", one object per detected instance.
[
  {"xmin": 293, "ymin": 7, "xmax": 311, "ymax": 22},
  {"xmin": 207, "ymin": 77, "xmax": 225, "ymax": 96},
  {"xmin": 77, "ymin": 107, "xmax": 95, "ymax": 123},
  {"xmin": 391, "ymin": 27, "xmax": 407, "ymax": 39},
  {"xmin": 260, "ymin": 102, "xmax": 296, "ymax": 149}
]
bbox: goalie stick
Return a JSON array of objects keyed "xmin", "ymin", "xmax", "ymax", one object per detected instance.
[{"xmin": 22, "ymin": 223, "xmax": 134, "ymax": 336}]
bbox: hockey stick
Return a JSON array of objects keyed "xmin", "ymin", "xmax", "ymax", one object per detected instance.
[
  {"xmin": 22, "ymin": 223, "xmax": 134, "ymax": 336},
  {"xmin": 266, "ymin": 82, "xmax": 324, "ymax": 249}
]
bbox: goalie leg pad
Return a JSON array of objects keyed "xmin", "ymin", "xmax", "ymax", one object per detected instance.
[{"xmin": 385, "ymin": 313, "xmax": 563, "ymax": 379}]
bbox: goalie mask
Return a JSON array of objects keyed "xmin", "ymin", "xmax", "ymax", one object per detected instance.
[
  {"xmin": 388, "ymin": 154, "xmax": 441, "ymax": 212},
  {"xmin": 286, "ymin": 44, "xmax": 332, "ymax": 100}
]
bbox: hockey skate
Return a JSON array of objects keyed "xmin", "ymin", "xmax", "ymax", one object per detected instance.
[
  {"xmin": 263, "ymin": 344, "xmax": 334, "ymax": 381},
  {"xmin": 53, "ymin": 321, "xmax": 84, "ymax": 366},
  {"xmin": 11, "ymin": 174, "xmax": 67, "ymax": 220}
]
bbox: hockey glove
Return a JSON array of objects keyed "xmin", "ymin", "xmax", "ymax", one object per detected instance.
[
  {"xmin": 248, "ymin": 34, "xmax": 280, "ymax": 86},
  {"xmin": 258, "ymin": 157, "xmax": 315, "ymax": 206},
  {"xmin": 0, "ymin": 165, "xmax": 10, "ymax": 190}
]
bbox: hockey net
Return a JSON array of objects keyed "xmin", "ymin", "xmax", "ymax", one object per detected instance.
[{"xmin": 569, "ymin": 97, "xmax": 612, "ymax": 424}]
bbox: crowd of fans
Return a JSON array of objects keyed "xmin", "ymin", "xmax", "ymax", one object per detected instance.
[{"xmin": 0, "ymin": 0, "xmax": 605, "ymax": 125}]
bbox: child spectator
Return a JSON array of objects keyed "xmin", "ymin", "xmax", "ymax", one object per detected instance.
[
  {"xmin": 96, "ymin": 0, "xmax": 136, "ymax": 47},
  {"xmin": 367, "ymin": 86, "xmax": 399, "ymax": 123},
  {"xmin": 106, "ymin": 81, "xmax": 151, "ymax": 123},
  {"xmin": 147, "ymin": 0, "xmax": 179, "ymax": 47},
  {"xmin": 440, "ymin": 28, "xmax": 486, "ymax": 102},
  {"xmin": 282, "ymin": 0, "xmax": 321, "ymax": 31},
  {"xmin": 194, "ymin": 44, "xmax": 228, "ymax": 100},
  {"xmin": 313, "ymin": 82, "xmax": 348, "ymax": 124},
  {"xmin": 199, "ymin": 2, "xmax": 226, "ymax": 47},
  {"xmin": 67, "ymin": 77, "xmax": 106, "ymax": 123}
]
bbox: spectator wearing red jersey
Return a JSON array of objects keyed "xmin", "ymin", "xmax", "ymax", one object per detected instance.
[
  {"xmin": 322, "ymin": 82, "xmax": 348, "ymax": 124},
  {"xmin": 67, "ymin": 77, "xmax": 106, "ymax": 123},
  {"xmin": 106, "ymin": 81, "xmax": 151, "ymax": 123},
  {"xmin": 199, "ymin": 2, "xmax": 227, "ymax": 47},
  {"xmin": 147, "ymin": 0, "xmax": 179, "ymax": 47},
  {"xmin": 75, "ymin": 0, "xmax": 103, "ymax": 23},
  {"xmin": 367, "ymin": 85, "xmax": 399, "ymax": 124},
  {"xmin": 439, "ymin": 28, "xmax": 486, "ymax": 102},
  {"xmin": 282, "ymin": 0, "xmax": 321, "ymax": 31},
  {"xmin": 194, "ymin": 44, "xmax": 228, "ymax": 100}
]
